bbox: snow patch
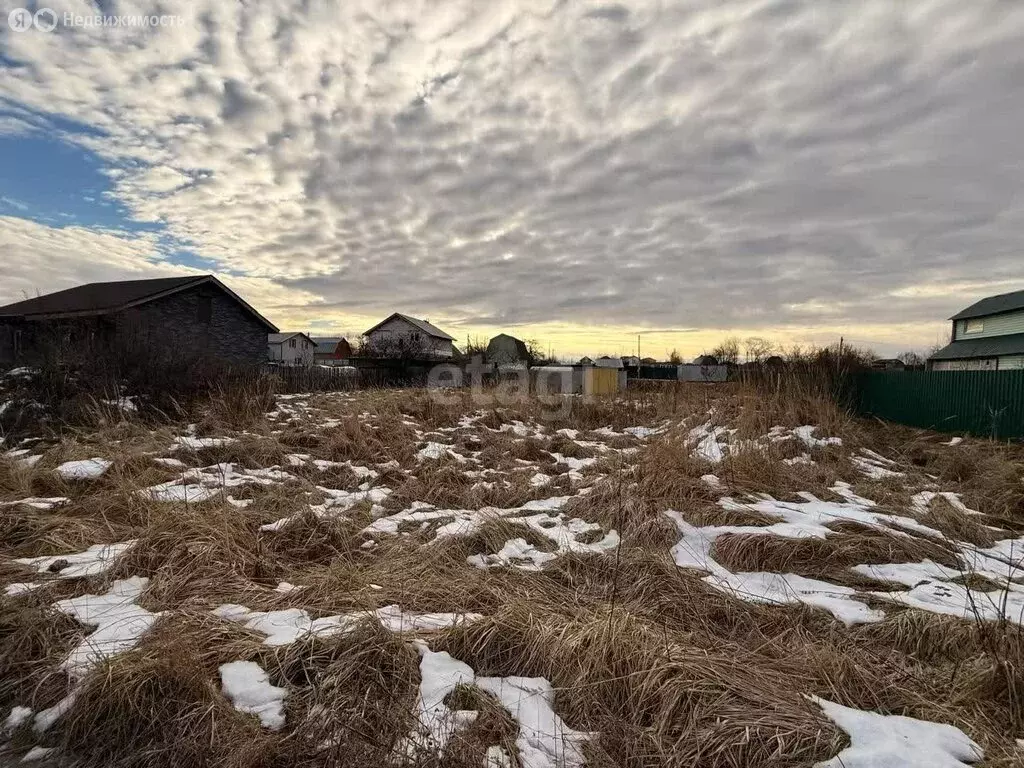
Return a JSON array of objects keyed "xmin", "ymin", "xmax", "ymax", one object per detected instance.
[
  {"xmin": 213, "ymin": 603, "xmax": 482, "ymax": 646},
  {"xmin": 476, "ymin": 676, "xmax": 592, "ymax": 768},
  {"xmin": 15, "ymin": 540, "xmax": 136, "ymax": 579},
  {"xmin": 55, "ymin": 457, "xmax": 112, "ymax": 480},
  {"xmin": 219, "ymin": 660, "xmax": 287, "ymax": 730},
  {"xmin": 811, "ymin": 696, "xmax": 982, "ymax": 768},
  {"xmin": 54, "ymin": 576, "xmax": 160, "ymax": 677}
]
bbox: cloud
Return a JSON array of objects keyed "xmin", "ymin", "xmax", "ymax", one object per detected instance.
[
  {"xmin": 0, "ymin": 216, "xmax": 316, "ymax": 326},
  {"xmin": 1, "ymin": 0, "xmax": 1022, "ymax": 355}
]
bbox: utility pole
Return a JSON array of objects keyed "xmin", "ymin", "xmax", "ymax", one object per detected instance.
[{"xmin": 637, "ymin": 333, "xmax": 640, "ymax": 359}]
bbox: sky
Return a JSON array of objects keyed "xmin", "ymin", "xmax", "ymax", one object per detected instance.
[{"xmin": 0, "ymin": 0, "xmax": 1022, "ymax": 360}]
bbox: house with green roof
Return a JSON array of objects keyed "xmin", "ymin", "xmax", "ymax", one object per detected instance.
[{"xmin": 929, "ymin": 288, "xmax": 1024, "ymax": 371}]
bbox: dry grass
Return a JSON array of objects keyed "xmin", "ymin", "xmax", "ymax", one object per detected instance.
[{"xmin": 2, "ymin": 383, "xmax": 1024, "ymax": 766}]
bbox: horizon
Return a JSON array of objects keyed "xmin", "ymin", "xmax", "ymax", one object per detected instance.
[{"xmin": 2, "ymin": 1, "xmax": 1022, "ymax": 360}]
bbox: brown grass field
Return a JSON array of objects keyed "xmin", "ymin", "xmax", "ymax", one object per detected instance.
[{"xmin": 2, "ymin": 381, "xmax": 1023, "ymax": 767}]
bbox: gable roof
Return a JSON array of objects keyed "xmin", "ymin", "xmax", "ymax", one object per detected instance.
[
  {"xmin": 950, "ymin": 289, "xmax": 1024, "ymax": 320},
  {"xmin": 268, "ymin": 332, "xmax": 315, "ymax": 346},
  {"xmin": 311, "ymin": 337, "xmax": 350, "ymax": 354},
  {"xmin": 929, "ymin": 333, "xmax": 1024, "ymax": 361},
  {"xmin": 486, "ymin": 333, "xmax": 530, "ymax": 359},
  {"xmin": 363, "ymin": 313, "xmax": 454, "ymax": 341},
  {"xmin": 0, "ymin": 275, "xmax": 278, "ymax": 331}
]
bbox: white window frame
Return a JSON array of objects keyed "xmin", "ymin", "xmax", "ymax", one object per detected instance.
[{"xmin": 964, "ymin": 319, "xmax": 985, "ymax": 334}]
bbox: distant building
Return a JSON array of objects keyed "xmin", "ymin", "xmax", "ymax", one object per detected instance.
[
  {"xmin": 621, "ymin": 355, "xmax": 641, "ymax": 367},
  {"xmin": 692, "ymin": 354, "xmax": 718, "ymax": 366},
  {"xmin": 363, "ymin": 313, "xmax": 455, "ymax": 359},
  {"xmin": 871, "ymin": 358, "xmax": 906, "ymax": 371},
  {"xmin": 486, "ymin": 333, "xmax": 532, "ymax": 365},
  {"xmin": 312, "ymin": 337, "xmax": 352, "ymax": 365},
  {"xmin": 594, "ymin": 356, "xmax": 623, "ymax": 368},
  {"xmin": 930, "ymin": 289, "xmax": 1024, "ymax": 370},
  {"xmin": 0, "ymin": 275, "xmax": 276, "ymax": 366},
  {"xmin": 578, "ymin": 356, "xmax": 594, "ymax": 366},
  {"xmin": 268, "ymin": 332, "xmax": 316, "ymax": 366}
]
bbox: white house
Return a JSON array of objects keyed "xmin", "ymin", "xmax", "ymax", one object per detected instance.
[
  {"xmin": 362, "ymin": 313, "xmax": 455, "ymax": 359},
  {"xmin": 268, "ymin": 332, "xmax": 316, "ymax": 365},
  {"xmin": 930, "ymin": 289, "xmax": 1024, "ymax": 371}
]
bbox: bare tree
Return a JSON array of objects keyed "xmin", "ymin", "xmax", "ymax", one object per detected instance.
[
  {"xmin": 668, "ymin": 348, "xmax": 682, "ymax": 365},
  {"xmin": 744, "ymin": 337, "xmax": 775, "ymax": 364},
  {"xmin": 359, "ymin": 333, "xmax": 438, "ymax": 360},
  {"xmin": 711, "ymin": 337, "xmax": 741, "ymax": 366}
]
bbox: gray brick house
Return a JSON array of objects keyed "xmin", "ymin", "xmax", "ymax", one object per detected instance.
[{"xmin": 0, "ymin": 275, "xmax": 278, "ymax": 366}]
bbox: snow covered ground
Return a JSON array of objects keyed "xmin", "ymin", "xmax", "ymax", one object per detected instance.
[{"xmin": 1, "ymin": 387, "xmax": 1022, "ymax": 767}]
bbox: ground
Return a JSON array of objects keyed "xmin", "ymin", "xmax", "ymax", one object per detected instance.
[{"xmin": 1, "ymin": 383, "xmax": 1023, "ymax": 767}]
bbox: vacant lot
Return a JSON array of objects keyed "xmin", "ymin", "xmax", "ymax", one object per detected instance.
[{"xmin": 2, "ymin": 383, "xmax": 1023, "ymax": 767}]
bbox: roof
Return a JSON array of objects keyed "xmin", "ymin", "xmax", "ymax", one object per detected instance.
[
  {"xmin": 363, "ymin": 313, "xmax": 454, "ymax": 340},
  {"xmin": 929, "ymin": 333, "xmax": 1024, "ymax": 361},
  {"xmin": 311, "ymin": 337, "xmax": 349, "ymax": 354},
  {"xmin": 950, "ymin": 289, "xmax": 1024, "ymax": 320},
  {"xmin": 486, "ymin": 333, "xmax": 530, "ymax": 359},
  {"xmin": 268, "ymin": 332, "xmax": 315, "ymax": 345},
  {"xmin": 0, "ymin": 275, "xmax": 278, "ymax": 331}
]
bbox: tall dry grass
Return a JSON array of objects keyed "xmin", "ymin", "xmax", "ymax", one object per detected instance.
[{"xmin": 1, "ymin": 382, "xmax": 1023, "ymax": 766}]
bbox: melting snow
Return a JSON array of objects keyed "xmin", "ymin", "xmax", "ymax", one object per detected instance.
[
  {"xmin": 717, "ymin": 484, "xmax": 943, "ymax": 540},
  {"xmin": 476, "ymin": 676, "xmax": 593, "ymax": 768},
  {"xmin": 4, "ymin": 582, "xmax": 42, "ymax": 596},
  {"xmin": 417, "ymin": 442, "xmax": 468, "ymax": 462},
  {"xmin": 664, "ymin": 511, "xmax": 882, "ymax": 625},
  {"xmin": 21, "ymin": 746, "xmax": 57, "ymax": 762},
  {"xmin": 3, "ymin": 705, "xmax": 32, "ymax": 732},
  {"xmin": 404, "ymin": 641, "xmax": 478, "ymax": 753},
  {"xmin": 219, "ymin": 660, "xmax": 287, "ymax": 730},
  {"xmin": 869, "ymin": 581, "xmax": 1024, "ymax": 624},
  {"xmin": 401, "ymin": 642, "xmax": 593, "ymax": 768},
  {"xmin": 174, "ymin": 435, "xmax": 236, "ymax": 450},
  {"xmin": 15, "ymin": 540, "xmax": 136, "ymax": 579},
  {"xmin": 0, "ymin": 497, "xmax": 69, "ymax": 510},
  {"xmin": 793, "ymin": 426, "xmax": 842, "ymax": 449},
  {"xmin": 213, "ymin": 603, "xmax": 482, "ymax": 646},
  {"xmin": 911, "ymin": 491, "xmax": 983, "ymax": 517},
  {"xmin": 811, "ymin": 696, "xmax": 982, "ymax": 768},
  {"xmin": 689, "ymin": 422, "xmax": 727, "ymax": 463},
  {"xmin": 261, "ymin": 486, "xmax": 392, "ymax": 531},
  {"xmin": 469, "ymin": 538, "xmax": 558, "ymax": 571},
  {"xmin": 55, "ymin": 458, "xmax": 112, "ymax": 480},
  {"xmin": 54, "ymin": 576, "xmax": 160, "ymax": 677}
]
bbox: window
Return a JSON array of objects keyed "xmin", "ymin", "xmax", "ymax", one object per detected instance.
[
  {"xmin": 294, "ymin": 356, "xmax": 302, "ymax": 365},
  {"xmin": 198, "ymin": 295, "xmax": 212, "ymax": 323},
  {"xmin": 289, "ymin": 338, "xmax": 296, "ymax": 348},
  {"xmin": 965, "ymin": 319, "xmax": 984, "ymax": 334}
]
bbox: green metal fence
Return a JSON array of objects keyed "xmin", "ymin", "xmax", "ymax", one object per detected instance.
[{"xmin": 853, "ymin": 370, "xmax": 1024, "ymax": 439}]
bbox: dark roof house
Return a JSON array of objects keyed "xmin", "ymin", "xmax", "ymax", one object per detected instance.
[
  {"xmin": 930, "ymin": 288, "xmax": 1024, "ymax": 371},
  {"xmin": 486, "ymin": 333, "xmax": 531, "ymax": 365},
  {"xmin": 0, "ymin": 275, "xmax": 277, "ymax": 366},
  {"xmin": 311, "ymin": 337, "xmax": 353, "ymax": 362}
]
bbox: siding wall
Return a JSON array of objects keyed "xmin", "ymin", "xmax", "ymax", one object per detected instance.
[
  {"xmin": 932, "ymin": 358, "xmax": 998, "ymax": 371},
  {"xmin": 367, "ymin": 317, "xmax": 453, "ymax": 358},
  {"xmin": 269, "ymin": 336, "xmax": 314, "ymax": 365},
  {"xmin": 999, "ymin": 355, "xmax": 1024, "ymax": 370},
  {"xmin": 954, "ymin": 309, "xmax": 1024, "ymax": 340}
]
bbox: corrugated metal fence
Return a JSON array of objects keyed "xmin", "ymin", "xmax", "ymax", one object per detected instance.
[{"xmin": 853, "ymin": 370, "xmax": 1024, "ymax": 439}]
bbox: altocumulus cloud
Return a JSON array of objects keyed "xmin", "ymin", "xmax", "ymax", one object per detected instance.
[{"xmin": 0, "ymin": 0, "xmax": 1022, "ymax": 350}]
